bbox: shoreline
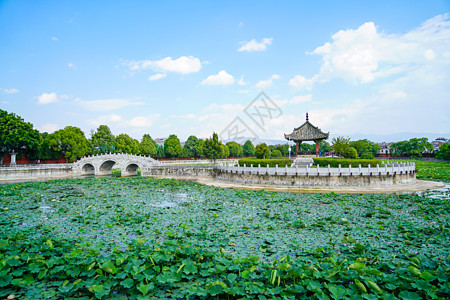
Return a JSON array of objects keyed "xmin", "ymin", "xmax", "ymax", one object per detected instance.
[{"xmin": 151, "ymin": 175, "xmax": 446, "ymax": 194}]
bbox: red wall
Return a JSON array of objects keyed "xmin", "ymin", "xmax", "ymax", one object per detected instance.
[{"xmin": 2, "ymin": 154, "xmax": 67, "ymax": 165}]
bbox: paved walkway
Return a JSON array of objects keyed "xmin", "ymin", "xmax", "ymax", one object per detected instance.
[{"xmin": 151, "ymin": 175, "xmax": 445, "ymax": 194}]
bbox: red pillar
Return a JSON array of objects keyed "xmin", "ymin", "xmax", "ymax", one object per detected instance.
[
  {"xmin": 296, "ymin": 142, "xmax": 299, "ymax": 156},
  {"xmin": 315, "ymin": 141, "xmax": 319, "ymax": 157}
]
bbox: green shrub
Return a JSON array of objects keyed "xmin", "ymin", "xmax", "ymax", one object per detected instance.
[
  {"xmin": 271, "ymin": 149, "xmax": 282, "ymax": 157},
  {"xmin": 238, "ymin": 158, "xmax": 293, "ymax": 167},
  {"xmin": 313, "ymin": 158, "xmax": 382, "ymax": 167},
  {"xmin": 344, "ymin": 147, "xmax": 358, "ymax": 159}
]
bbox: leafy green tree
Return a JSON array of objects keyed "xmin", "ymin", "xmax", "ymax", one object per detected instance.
[
  {"xmin": 115, "ymin": 133, "xmax": 139, "ymax": 154},
  {"xmin": 47, "ymin": 126, "xmax": 92, "ymax": 162},
  {"xmin": 156, "ymin": 146, "xmax": 165, "ymax": 158},
  {"xmin": 436, "ymin": 143, "xmax": 450, "ymax": 160},
  {"xmin": 91, "ymin": 125, "xmax": 116, "ymax": 154},
  {"xmin": 332, "ymin": 136, "xmax": 350, "ymax": 157},
  {"xmin": 226, "ymin": 141, "xmax": 243, "ymax": 157},
  {"xmin": 139, "ymin": 134, "xmax": 157, "ymax": 157},
  {"xmin": 243, "ymin": 140, "xmax": 255, "ymax": 156},
  {"xmin": 221, "ymin": 144, "xmax": 230, "ymax": 158},
  {"xmin": 255, "ymin": 143, "xmax": 270, "ymax": 159},
  {"xmin": 343, "ymin": 147, "xmax": 358, "ymax": 159},
  {"xmin": 390, "ymin": 138, "xmax": 433, "ymax": 157},
  {"xmin": 203, "ymin": 133, "xmax": 223, "ymax": 161},
  {"xmin": 300, "ymin": 143, "xmax": 315, "ymax": 152},
  {"xmin": 275, "ymin": 144, "xmax": 289, "ymax": 156},
  {"xmin": 28, "ymin": 132, "xmax": 62, "ymax": 160},
  {"xmin": 349, "ymin": 139, "xmax": 380, "ymax": 159},
  {"xmin": 181, "ymin": 136, "xmax": 199, "ymax": 158},
  {"xmin": 319, "ymin": 140, "xmax": 332, "ymax": 153},
  {"xmin": 164, "ymin": 134, "xmax": 182, "ymax": 158},
  {"xmin": 0, "ymin": 109, "xmax": 41, "ymax": 163},
  {"xmin": 272, "ymin": 149, "xmax": 282, "ymax": 157},
  {"xmin": 196, "ymin": 139, "xmax": 205, "ymax": 158}
]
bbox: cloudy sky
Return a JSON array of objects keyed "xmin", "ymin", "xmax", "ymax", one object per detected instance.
[{"xmin": 1, "ymin": 1, "xmax": 449, "ymax": 142}]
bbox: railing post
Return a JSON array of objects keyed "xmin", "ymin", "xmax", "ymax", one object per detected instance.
[
  {"xmin": 368, "ymin": 164, "xmax": 371, "ymax": 174},
  {"xmin": 338, "ymin": 164, "xmax": 341, "ymax": 175},
  {"xmin": 358, "ymin": 164, "xmax": 361, "ymax": 175},
  {"xmin": 275, "ymin": 164, "xmax": 278, "ymax": 175},
  {"xmin": 349, "ymin": 164, "xmax": 352, "ymax": 176}
]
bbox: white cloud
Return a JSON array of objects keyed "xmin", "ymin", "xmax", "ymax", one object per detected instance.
[
  {"xmin": 39, "ymin": 123, "xmax": 60, "ymax": 133},
  {"xmin": 74, "ymin": 98, "xmax": 144, "ymax": 111},
  {"xmin": 1, "ymin": 88, "xmax": 19, "ymax": 94},
  {"xmin": 51, "ymin": 36, "xmax": 58, "ymax": 41},
  {"xmin": 306, "ymin": 14, "xmax": 450, "ymax": 85},
  {"xmin": 87, "ymin": 114, "xmax": 123, "ymax": 127},
  {"xmin": 201, "ymin": 70, "xmax": 235, "ymax": 86},
  {"xmin": 68, "ymin": 63, "xmax": 77, "ymax": 69},
  {"xmin": 127, "ymin": 56, "xmax": 202, "ymax": 74},
  {"xmin": 238, "ymin": 37, "xmax": 273, "ymax": 52},
  {"xmin": 289, "ymin": 75, "xmax": 315, "ymax": 90},
  {"xmin": 129, "ymin": 116, "xmax": 153, "ymax": 127},
  {"xmin": 148, "ymin": 73, "xmax": 167, "ymax": 81},
  {"xmin": 237, "ymin": 75, "xmax": 248, "ymax": 86},
  {"xmin": 37, "ymin": 92, "xmax": 59, "ymax": 104},
  {"xmin": 255, "ymin": 74, "xmax": 280, "ymax": 89}
]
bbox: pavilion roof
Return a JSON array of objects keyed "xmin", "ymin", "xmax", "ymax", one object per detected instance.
[{"xmin": 284, "ymin": 113, "xmax": 329, "ymax": 142}]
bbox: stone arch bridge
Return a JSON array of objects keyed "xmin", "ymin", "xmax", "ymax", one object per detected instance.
[{"xmin": 73, "ymin": 154, "xmax": 161, "ymax": 176}]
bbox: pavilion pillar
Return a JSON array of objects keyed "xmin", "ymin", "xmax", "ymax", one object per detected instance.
[
  {"xmin": 296, "ymin": 141, "xmax": 302, "ymax": 156},
  {"xmin": 315, "ymin": 141, "xmax": 319, "ymax": 157}
]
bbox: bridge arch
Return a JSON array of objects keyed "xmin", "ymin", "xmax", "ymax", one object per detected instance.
[
  {"xmin": 81, "ymin": 163, "xmax": 95, "ymax": 175},
  {"xmin": 99, "ymin": 160, "xmax": 118, "ymax": 176},
  {"xmin": 123, "ymin": 163, "xmax": 140, "ymax": 176}
]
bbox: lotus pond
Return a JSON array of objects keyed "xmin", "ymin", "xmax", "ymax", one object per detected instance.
[{"xmin": 0, "ymin": 176, "xmax": 449, "ymax": 299}]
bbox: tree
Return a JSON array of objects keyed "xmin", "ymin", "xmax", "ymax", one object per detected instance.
[
  {"xmin": 343, "ymin": 147, "xmax": 358, "ymax": 159},
  {"xmin": 0, "ymin": 109, "xmax": 41, "ymax": 164},
  {"xmin": 300, "ymin": 143, "xmax": 315, "ymax": 152},
  {"xmin": 197, "ymin": 139, "xmax": 205, "ymax": 158},
  {"xmin": 47, "ymin": 126, "xmax": 92, "ymax": 162},
  {"xmin": 275, "ymin": 144, "xmax": 289, "ymax": 156},
  {"xmin": 28, "ymin": 132, "xmax": 61, "ymax": 160},
  {"xmin": 203, "ymin": 133, "xmax": 223, "ymax": 161},
  {"xmin": 390, "ymin": 138, "xmax": 433, "ymax": 157},
  {"xmin": 272, "ymin": 149, "xmax": 282, "ymax": 157},
  {"xmin": 226, "ymin": 141, "xmax": 243, "ymax": 157},
  {"xmin": 115, "ymin": 134, "xmax": 139, "ymax": 154},
  {"xmin": 332, "ymin": 136, "xmax": 350, "ymax": 157},
  {"xmin": 243, "ymin": 140, "xmax": 255, "ymax": 156},
  {"xmin": 436, "ymin": 143, "xmax": 450, "ymax": 160},
  {"xmin": 181, "ymin": 135, "xmax": 199, "ymax": 158},
  {"xmin": 156, "ymin": 146, "xmax": 165, "ymax": 158},
  {"xmin": 164, "ymin": 134, "xmax": 182, "ymax": 158},
  {"xmin": 221, "ymin": 144, "xmax": 230, "ymax": 158},
  {"xmin": 349, "ymin": 139, "xmax": 380, "ymax": 159},
  {"xmin": 319, "ymin": 140, "xmax": 332, "ymax": 153},
  {"xmin": 139, "ymin": 134, "xmax": 157, "ymax": 157},
  {"xmin": 91, "ymin": 125, "xmax": 116, "ymax": 154},
  {"xmin": 255, "ymin": 143, "xmax": 270, "ymax": 159}
]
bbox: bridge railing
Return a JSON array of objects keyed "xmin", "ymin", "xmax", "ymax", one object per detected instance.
[{"xmin": 216, "ymin": 162, "xmax": 415, "ymax": 176}]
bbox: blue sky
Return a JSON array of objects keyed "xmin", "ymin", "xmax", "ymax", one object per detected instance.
[{"xmin": 1, "ymin": 0, "xmax": 449, "ymax": 142}]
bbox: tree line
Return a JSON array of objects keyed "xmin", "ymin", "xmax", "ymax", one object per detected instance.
[{"xmin": 2, "ymin": 109, "xmax": 448, "ymax": 163}]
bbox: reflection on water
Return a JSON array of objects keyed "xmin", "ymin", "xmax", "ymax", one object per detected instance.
[
  {"xmin": 151, "ymin": 193, "xmax": 192, "ymax": 208},
  {"xmin": 417, "ymin": 184, "xmax": 450, "ymax": 200}
]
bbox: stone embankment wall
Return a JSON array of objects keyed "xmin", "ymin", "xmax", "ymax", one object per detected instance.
[
  {"xmin": 213, "ymin": 170, "xmax": 416, "ymax": 187},
  {"xmin": 0, "ymin": 164, "xmax": 73, "ymax": 180},
  {"xmin": 147, "ymin": 165, "xmax": 214, "ymax": 177}
]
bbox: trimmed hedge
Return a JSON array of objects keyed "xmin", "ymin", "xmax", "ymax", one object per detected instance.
[
  {"xmin": 313, "ymin": 157, "xmax": 382, "ymax": 167},
  {"xmin": 238, "ymin": 157, "xmax": 293, "ymax": 167}
]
